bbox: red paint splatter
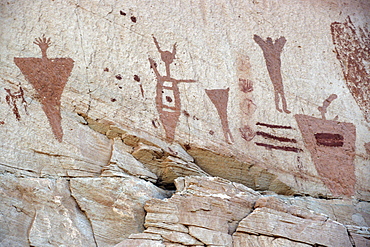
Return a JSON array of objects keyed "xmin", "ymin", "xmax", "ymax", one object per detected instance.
[{"xmin": 4, "ymin": 87, "xmax": 28, "ymax": 121}]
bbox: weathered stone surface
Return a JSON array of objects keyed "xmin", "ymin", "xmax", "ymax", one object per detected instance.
[
  {"xmin": 101, "ymin": 138, "xmax": 158, "ymax": 182},
  {"xmin": 132, "ymin": 144, "xmax": 209, "ymax": 185},
  {"xmin": 188, "ymin": 226, "xmax": 233, "ymax": 246},
  {"xmin": 117, "ymin": 176, "xmax": 259, "ymax": 246},
  {"xmin": 0, "ymin": 174, "xmax": 95, "ymax": 247},
  {"xmin": 275, "ymin": 195, "xmax": 370, "ymax": 227},
  {"xmin": 129, "ymin": 232, "xmax": 163, "ymax": 241},
  {"xmin": 0, "ymin": 113, "xmax": 112, "ymax": 178},
  {"xmin": 144, "ymin": 222, "xmax": 189, "ymax": 233},
  {"xmin": 115, "ymin": 239, "xmax": 165, "ymax": 247},
  {"xmin": 186, "ymin": 147, "xmax": 298, "ymax": 196},
  {"xmin": 254, "ymin": 196, "xmax": 328, "ymax": 221},
  {"xmin": 236, "ymin": 207, "xmax": 352, "ymax": 246},
  {"xmin": 70, "ymin": 177, "xmax": 171, "ymax": 246},
  {"xmin": 117, "ymin": 176, "xmax": 364, "ymax": 247},
  {"xmin": 346, "ymin": 225, "xmax": 370, "ymax": 247},
  {"xmin": 144, "ymin": 227, "xmax": 203, "ymax": 245},
  {"xmin": 233, "ymin": 234, "xmax": 311, "ymax": 247}
]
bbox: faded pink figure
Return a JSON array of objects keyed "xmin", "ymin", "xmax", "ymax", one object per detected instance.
[
  {"xmin": 254, "ymin": 35, "xmax": 290, "ymax": 114},
  {"xmin": 149, "ymin": 36, "xmax": 195, "ymax": 142}
]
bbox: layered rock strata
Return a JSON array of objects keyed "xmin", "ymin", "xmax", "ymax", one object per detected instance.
[{"xmin": 116, "ymin": 176, "xmax": 368, "ymax": 247}]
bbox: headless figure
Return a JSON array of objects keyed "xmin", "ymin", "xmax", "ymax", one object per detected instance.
[
  {"xmin": 254, "ymin": 35, "xmax": 290, "ymax": 114},
  {"xmin": 149, "ymin": 36, "xmax": 195, "ymax": 142}
]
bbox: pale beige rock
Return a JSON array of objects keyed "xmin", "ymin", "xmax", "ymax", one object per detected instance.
[
  {"xmin": 132, "ymin": 144, "xmax": 209, "ymax": 185},
  {"xmin": 188, "ymin": 226, "xmax": 233, "ymax": 246},
  {"xmin": 175, "ymin": 176, "xmax": 261, "ymax": 198},
  {"xmin": 233, "ymin": 234, "xmax": 311, "ymax": 247},
  {"xmin": 186, "ymin": 147, "xmax": 295, "ymax": 195},
  {"xmin": 0, "ymin": 113, "xmax": 112, "ymax": 178},
  {"xmin": 145, "ymin": 222, "xmax": 189, "ymax": 233},
  {"xmin": 70, "ymin": 177, "xmax": 171, "ymax": 246},
  {"xmin": 145, "ymin": 176, "xmax": 259, "ymax": 234},
  {"xmin": 81, "ymin": 116, "xmax": 194, "ymax": 164},
  {"xmin": 131, "ymin": 144, "xmax": 165, "ymax": 175},
  {"xmin": 0, "ymin": 174, "xmax": 95, "ymax": 247},
  {"xmin": 236, "ymin": 207, "xmax": 352, "ymax": 247},
  {"xmin": 115, "ymin": 239, "xmax": 165, "ymax": 247},
  {"xmin": 254, "ymin": 196, "xmax": 328, "ymax": 221},
  {"xmin": 129, "ymin": 232, "xmax": 163, "ymax": 240},
  {"xmin": 163, "ymin": 243, "xmax": 187, "ymax": 247},
  {"xmin": 1, "ymin": 1, "xmax": 370, "ymax": 246},
  {"xmin": 121, "ymin": 176, "xmax": 260, "ymax": 246},
  {"xmin": 275, "ymin": 195, "xmax": 370, "ymax": 227},
  {"xmin": 161, "ymin": 156, "xmax": 210, "ymax": 183},
  {"xmin": 1, "ymin": 0, "xmax": 369, "ymax": 204},
  {"xmin": 101, "ymin": 138, "xmax": 158, "ymax": 182},
  {"xmin": 144, "ymin": 227, "xmax": 203, "ymax": 245},
  {"xmin": 346, "ymin": 225, "xmax": 370, "ymax": 247}
]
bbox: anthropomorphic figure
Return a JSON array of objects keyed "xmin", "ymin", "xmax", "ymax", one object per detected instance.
[
  {"xmin": 254, "ymin": 35, "xmax": 290, "ymax": 113},
  {"xmin": 14, "ymin": 36, "xmax": 74, "ymax": 142},
  {"xmin": 149, "ymin": 36, "xmax": 195, "ymax": 142}
]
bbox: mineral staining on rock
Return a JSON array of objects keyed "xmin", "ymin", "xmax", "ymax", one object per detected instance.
[
  {"xmin": 14, "ymin": 36, "xmax": 74, "ymax": 142},
  {"xmin": 331, "ymin": 16, "xmax": 370, "ymax": 122}
]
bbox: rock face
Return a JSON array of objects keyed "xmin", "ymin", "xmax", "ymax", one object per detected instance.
[
  {"xmin": 116, "ymin": 176, "xmax": 259, "ymax": 246},
  {"xmin": 70, "ymin": 177, "xmax": 171, "ymax": 246},
  {"xmin": 0, "ymin": 174, "xmax": 95, "ymax": 247},
  {"xmin": 236, "ymin": 207, "xmax": 351, "ymax": 246},
  {"xmin": 117, "ymin": 176, "xmax": 368, "ymax": 247},
  {"xmin": 1, "ymin": 0, "xmax": 370, "ymax": 246}
]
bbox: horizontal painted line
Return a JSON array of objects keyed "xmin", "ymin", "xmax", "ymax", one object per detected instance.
[
  {"xmin": 256, "ymin": 131, "xmax": 297, "ymax": 143},
  {"xmin": 255, "ymin": 142, "xmax": 303, "ymax": 153},
  {"xmin": 256, "ymin": 122, "xmax": 292, "ymax": 129}
]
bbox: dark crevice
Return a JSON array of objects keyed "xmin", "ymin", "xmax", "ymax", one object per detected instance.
[
  {"xmin": 229, "ymin": 207, "xmax": 256, "ymax": 235},
  {"xmin": 155, "ymin": 179, "xmax": 176, "ymax": 191},
  {"xmin": 346, "ymin": 228, "xmax": 356, "ymax": 247}
]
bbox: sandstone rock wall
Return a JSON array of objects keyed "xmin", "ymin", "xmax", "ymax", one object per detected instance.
[
  {"xmin": 1, "ymin": 0, "xmax": 369, "ymax": 246},
  {"xmin": 117, "ymin": 176, "xmax": 369, "ymax": 247}
]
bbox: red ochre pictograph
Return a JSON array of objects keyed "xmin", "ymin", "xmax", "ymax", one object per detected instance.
[
  {"xmin": 14, "ymin": 36, "xmax": 74, "ymax": 142},
  {"xmin": 254, "ymin": 35, "xmax": 290, "ymax": 114},
  {"xmin": 295, "ymin": 94, "xmax": 356, "ymax": 196},
  {"xmin": 206, "ymin": 88, "xmax": 234, "ymax": 144},
  {"xmin": 149, "ymin": 36, "xmax": 195, "ymax": 142}
]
